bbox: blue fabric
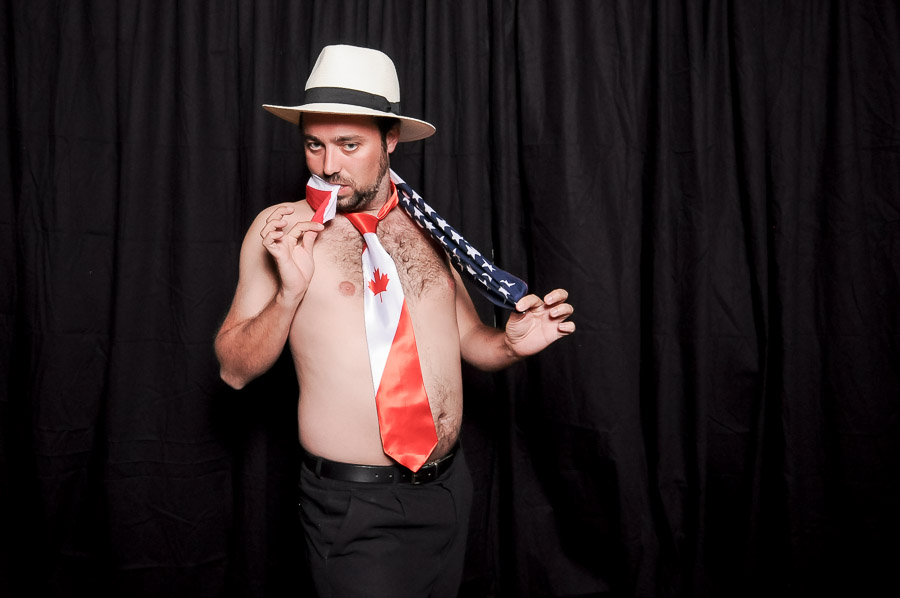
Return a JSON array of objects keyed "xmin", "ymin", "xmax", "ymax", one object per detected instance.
[{"xmin": 391, "ymin": 171, "xmax": 528, "ymax": 309}]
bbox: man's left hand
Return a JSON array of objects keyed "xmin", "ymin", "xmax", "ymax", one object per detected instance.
[{"xmin": 505, "ymin": 289, "xmax": 575, "ymax": 358}]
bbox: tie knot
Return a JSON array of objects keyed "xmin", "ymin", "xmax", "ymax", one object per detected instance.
[
  {"xmin": 347, "ymin": 212, "xmax": 379, "ymax": 235},
  {"xmin": 345, "ymin": 184, "xmax": 399, "ymax": 236}
]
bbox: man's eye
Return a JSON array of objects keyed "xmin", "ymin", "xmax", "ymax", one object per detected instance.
[
  {"xmin": 307, "ymin": 142, "xmax": 322, "ymax": 150},
  {"xmin": 344, "ymin": 143, "xmax": 359, "ymax": 151}
]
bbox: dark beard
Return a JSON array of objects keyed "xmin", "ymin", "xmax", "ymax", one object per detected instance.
[{"xmin": 333, "ymin": 147, "xmax": 389, "ymax": 213}]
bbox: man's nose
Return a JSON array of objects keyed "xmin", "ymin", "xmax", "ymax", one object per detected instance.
[{"xmin": 322, "ymin": 147, "xmax": 340, "ymax": 177}]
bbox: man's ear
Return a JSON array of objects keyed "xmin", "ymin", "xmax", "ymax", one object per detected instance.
[{"xmin": 386, "ymin": 124, "xmax": 400, "ymax": 154}]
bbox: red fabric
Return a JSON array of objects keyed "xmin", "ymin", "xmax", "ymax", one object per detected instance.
[
  {"xmin": 304, "ymin": 186, "xmax": 335, "ymax": 223},
  {"xmin": 374, "ymin": 301, "xmax": 438, "ymax": 471},
  {"xmin": 342, "ymin": 185, "xmax": 399, "ymax": 232}
]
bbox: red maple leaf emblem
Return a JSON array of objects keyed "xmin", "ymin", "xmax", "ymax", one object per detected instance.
[{"xmin": 368, "ymin": 268, "xmax": 390, "ymax": 301}]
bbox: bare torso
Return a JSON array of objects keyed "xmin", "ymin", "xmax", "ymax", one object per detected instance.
[{"xmin": 287, "ymin": 200, "xmax": 463, "ymax": 465}]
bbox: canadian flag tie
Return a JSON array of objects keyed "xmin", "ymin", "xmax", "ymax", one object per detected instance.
[{"xmin": 306, "ymin": 176, "xmax": 438, "ymax": 471}]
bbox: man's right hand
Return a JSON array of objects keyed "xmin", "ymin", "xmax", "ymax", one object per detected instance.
[{"xmin": 259, "ymin": 205, "xmax": 325, "ymax": 302}]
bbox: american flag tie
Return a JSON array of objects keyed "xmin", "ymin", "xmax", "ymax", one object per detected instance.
[{"xmin": 389, "ymin": 170, "xmax": 527, "ymax": 309}]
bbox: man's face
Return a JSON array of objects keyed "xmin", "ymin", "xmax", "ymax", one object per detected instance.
[{"xmin": 302, "ymin": 113, "xmax": 399, "ymax": 213}]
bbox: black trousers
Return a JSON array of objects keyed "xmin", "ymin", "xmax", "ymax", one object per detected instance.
[{"xmin": 298, "ymin": 449, "xmax": 474, "ymax": 598}]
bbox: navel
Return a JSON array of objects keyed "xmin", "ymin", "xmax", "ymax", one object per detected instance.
[{"xmin": 338, "ymin": 281, "xmax": 356, "ymax": 296}]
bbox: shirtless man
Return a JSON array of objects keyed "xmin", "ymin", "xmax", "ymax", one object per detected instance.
[{"xmin": 214, "ymin": 45, "xmax": 574, "ymax": 597}]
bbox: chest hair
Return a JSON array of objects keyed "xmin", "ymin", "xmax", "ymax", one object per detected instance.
[{"xmin": 318, "ymin": 210, "xmax": 451, "ymax": 299}]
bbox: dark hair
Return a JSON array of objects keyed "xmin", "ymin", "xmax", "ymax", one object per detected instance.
[
  {"xmin": 375, "ymin": 117, "xmax": 401, "ymax": 142},
  {"xmin": 298, "ymin": 114, "xmax": 401, "ymax": 144}
]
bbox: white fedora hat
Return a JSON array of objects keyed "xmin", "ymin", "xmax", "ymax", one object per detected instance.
[{"xmin": 263, "ymin": 45, "xmax": 436, "ymax": 142}]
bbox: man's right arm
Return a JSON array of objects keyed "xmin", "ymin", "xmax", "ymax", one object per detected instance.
[{"xmin": 214, "ymin": 204, "xmax": 323, "ymax": 389}]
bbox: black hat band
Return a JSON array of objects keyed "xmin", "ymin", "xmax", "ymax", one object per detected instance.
[{"xmin": 304, "ymin": 87, "xmax": 401, "ymax": 115}]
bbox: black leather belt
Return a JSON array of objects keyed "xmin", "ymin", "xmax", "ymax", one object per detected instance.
[{"xmin": 303, "ymin": 445, "xmax": 458, "ymax": 485}]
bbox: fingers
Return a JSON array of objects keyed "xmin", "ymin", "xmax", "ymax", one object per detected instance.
[
  {"xmin": 260, "ymin": 205, "xmax": 324, "ymax": 252},
  {"xmin": 287, "ymin": 221, "xmax": 324, "ymax": 252},
  {"xmin": 267, "ymin": 206, "xmax": 295, "ymax": 223},
  {"xmin": 260, "ymin": 206, "xmax": 295, "ymax": 240},
  {"xmin": 542, "ymin": 288, "xmax": 569, "ymax": 306},
  {"xmin": 301, "ymin": 230, "xmax": 319, "ymax": 251},
  {"xmin": 515, "ymin": 289, "xmax": 571, "ymax": 312},
  {"xmin": 514, "ymin": 294, "xmax": 544, "ymax": 313},
  {"xmin": 558, "ymin": 320, "xmax": 576, "ymax": 335},
  {"xmin": 548, "ymin": 302, "xmax": 574, "ymax": 320},
  {"xmin": 546, "ymin": 289, "xmax": 575, "ymax": 334},
  {"xmin": 285, "ymin": 220, "xmax": 324, "ymax": 237},
  {"xmin": 515, "ymin": 288, "xmax": 575, "ymax": 335}
]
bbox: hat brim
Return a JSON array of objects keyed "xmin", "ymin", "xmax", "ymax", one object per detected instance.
[{"xmin": 262, "ymin": 103, "xmax": 436, "ymax": 142}]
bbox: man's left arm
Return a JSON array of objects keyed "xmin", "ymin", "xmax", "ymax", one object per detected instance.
[{"xmin": 454, "ymin": 269, "xmax": 575, "ymax": 372}]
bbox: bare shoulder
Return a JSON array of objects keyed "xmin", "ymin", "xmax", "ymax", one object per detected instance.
[{"xmin": 247, "ymin": 199, "xmax": 314, "ymax": 233}]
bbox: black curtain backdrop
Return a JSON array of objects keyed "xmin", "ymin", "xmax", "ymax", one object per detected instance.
[{"xmin": 2, "ymin": 1, "xmax": 899, "ymax": 597}]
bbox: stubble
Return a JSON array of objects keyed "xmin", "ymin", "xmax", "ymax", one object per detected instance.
[{"xmin": 332, "ymin": 145, "xmax": 390, "ymax": 213}]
